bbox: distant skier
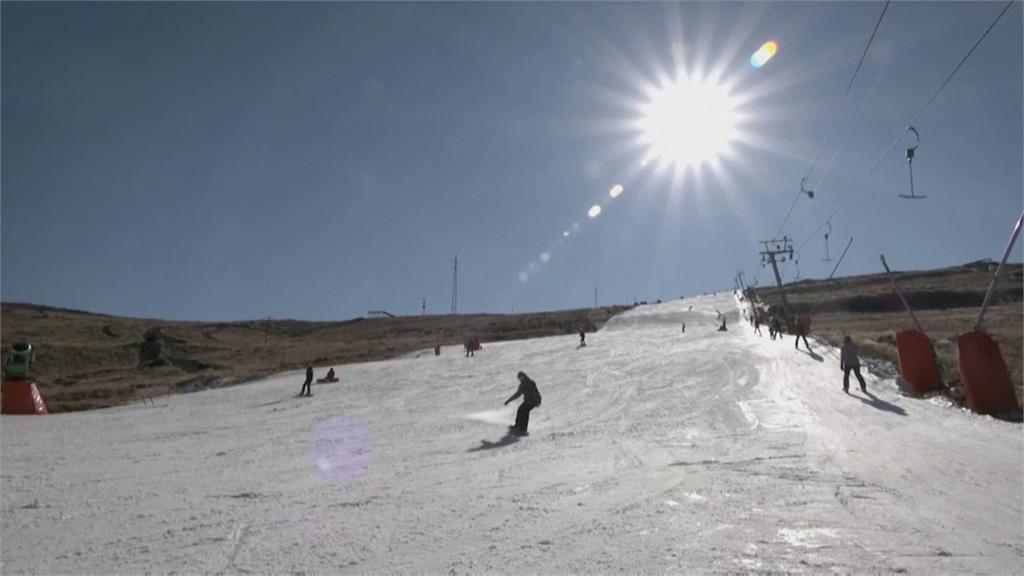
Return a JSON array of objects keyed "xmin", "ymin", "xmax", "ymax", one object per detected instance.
[
  {"xmin": 840, "ymin": 335, "xmax": 868, "ymax": 393},
  {"xmin": 579, "ymin": 330, "xmax": 586, "ymax": 347},
  {"xmin": 753, "ymin": 316, "xmax": 762, "ymax": 336},
  {"xmin": 770, "ymin": 316, "xmax": 782, "ymax": 341},
  {"xmin": 505, "ymin": 371, "xmax": 541, "ymax": 435},
  {"xmin": 794, "ymin": 318, "xmax": 811, "ymax": 351},
  {"xmin": 299, "ymin": 366, "xmax": 313, "ymax": 397},
  {"xmin": 681, "ymin": 321, "xmax": 686, "ymax": 333},
  {"xmin": 717, "ymin": 317, "xmax": 728, "ymax": 332}
]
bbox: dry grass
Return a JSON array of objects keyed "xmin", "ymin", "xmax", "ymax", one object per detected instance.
[
  {"xmin": 1, "ymin": 304, "xmax": 631, "ymax": 413},
  {"xmin": 752, "ymin": 261, "xmax": 1023, "ymax": 410}
]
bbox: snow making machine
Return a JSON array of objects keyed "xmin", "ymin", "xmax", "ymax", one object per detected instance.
[{"xmin": 2, "ymin": 342, "xmax": 48, "ymax": 415}]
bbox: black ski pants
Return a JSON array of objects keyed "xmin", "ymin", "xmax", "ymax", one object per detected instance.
[
  {"xmin": 795, "ymin": 334, "xmax": 810, "ymax": 350},
  {"xmin": 844, "ymin": 365, "xmax": 866, "ymax": 391},
  {"xmin": 515, "ymin": 402, "xmax": 539, "ymax": 432}
]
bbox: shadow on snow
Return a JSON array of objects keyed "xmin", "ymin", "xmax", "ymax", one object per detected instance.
[{"xmin": 467, "ymin": 433, "xmax": 521, "ymax": 452}]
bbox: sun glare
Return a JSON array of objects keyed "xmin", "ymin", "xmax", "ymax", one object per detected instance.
[{"xmin": 639, "ymin": 76, "xmax": 738, "ymax": 169}]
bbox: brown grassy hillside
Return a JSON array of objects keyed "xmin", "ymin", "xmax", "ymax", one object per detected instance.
[
  {"xmin": 0, "ymin": 305, "xmax": 631, "ymax": 413},
  {"xmin": 751, "ymin": 261, "xmax": 1023, "ymax": 408}
]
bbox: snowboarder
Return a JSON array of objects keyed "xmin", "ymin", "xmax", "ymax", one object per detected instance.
[
  {"xmin": 299, "ymin": 366, "xmax": 313, "ymax": 397},
  {"xmin": 840, "ymin": 335, "xmax": 867, "ymax": 393},
  {"xmin": 794, "ymin": 319, "xmax": 811, "ymax": 351},
  {"xmin": 579, "ymin": 330, "xmax": 586, "ymax": 347},
  {"xmin": 505, "ymin": 371, "xmax": 541, "ymax": 435}
]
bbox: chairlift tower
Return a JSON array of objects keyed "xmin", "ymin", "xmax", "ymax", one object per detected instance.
[{"xmin": 759, "ymin": 237, "xmax": 795, "ymax": 321}]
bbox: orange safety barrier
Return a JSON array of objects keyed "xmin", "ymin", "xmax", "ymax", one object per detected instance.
[
  {"xmin": 895, "ymin": 330, "xmax": 942, "ymax": 395},
  {"xmin": 957, "ymin": 331, "xmax": 1018, "ymax": 414},
  {"xmin": 1, "ymin": 379, "xmax": 48, "ymax": 415}
]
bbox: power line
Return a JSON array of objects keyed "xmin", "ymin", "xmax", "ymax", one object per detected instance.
[
  {"xmin": 773, "ymin": 0, "xmax": 891, "ymax": 239},
  {"xmin": 796, "ymin": 0, "xmax": 1017, "ymax": 253},
  {"xmin": 452, "ymin": 255, "xmax": 458, "ymax": 314}
]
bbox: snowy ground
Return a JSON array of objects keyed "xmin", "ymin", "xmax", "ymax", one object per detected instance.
[{"xmin": 2, "ymin": 293, "xmax": 1022, "ymax": 574}]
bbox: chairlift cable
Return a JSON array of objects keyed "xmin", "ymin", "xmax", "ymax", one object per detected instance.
[
  {"xmin": 795, "ymin": 0, "xmax": 1016, "ymax": 254},
  {"xmin": 772, "ymin": 0, "xmax": 891, "ymax": 239},
  {"xmin": 812, "ymin": 60, "xmax": 890, "ymax": 193}
]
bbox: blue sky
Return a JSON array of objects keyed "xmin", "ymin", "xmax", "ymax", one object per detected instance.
[{"xmin": 3, "ymin": 2, "xmax": 1021, "ymax": 321}]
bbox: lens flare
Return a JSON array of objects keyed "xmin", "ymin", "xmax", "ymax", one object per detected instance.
[
  {"xmin": 518, "ymin": 272, "xmax": 529, "ymax": 283},
  {"xmin": 562, "ymin": 230, "xmax": 570, "ymax": 237},
  {"xmin": 540, "ymin": 252, "xmax": 551, "ymax": 263},
  {"xmin": 588, "ymin": 205, "xmax": 602, "ymax": 218},
  {"xmin": 750, "ymin": 40, "xmax": 778, "ymax": 68},
  {"xmin": 609, "ymin": 184, "xmax": 624, "ymax": 198},
  {"xmin": 310, "ymin": 418, "xmax": 375, "ymax": 482}
]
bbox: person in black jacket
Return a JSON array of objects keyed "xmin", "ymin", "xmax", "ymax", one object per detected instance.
[
  {"xmin": 299, "ymin": 366, "xmax": 313, "ymax": 397},
  {"xmin": 505, "ymin": 371, "xmax": 542, "ymax": 434}
]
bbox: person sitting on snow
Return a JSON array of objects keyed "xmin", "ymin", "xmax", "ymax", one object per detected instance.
[
  {"xmin": 840, "ymin": 335, "xmax": 867, "ymax": 394},
  {"xmin": 326, "ymin": 367, "xmax": 335, "ymax": 380}
]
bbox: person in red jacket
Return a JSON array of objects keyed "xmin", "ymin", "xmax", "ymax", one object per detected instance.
[{"xmin": 505, "ymin": 371, "xmax": 542, "ymax": 435}]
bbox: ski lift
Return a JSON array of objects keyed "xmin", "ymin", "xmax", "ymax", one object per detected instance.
[
  {"xmin": 822, "ymin": 222, "xmax": 834, "ymax": 262},
  {"xmin": 900, "ymin": 126, "xmax": 926, "ymax": 200},
  {"xmin": 800, "ymin": 177, "xmax": 814, "ymax": 199}
]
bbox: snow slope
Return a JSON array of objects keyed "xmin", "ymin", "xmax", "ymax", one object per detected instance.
[{"xmin": 2, "ymin": 293, "xmax": 1021, "ymax": 573}]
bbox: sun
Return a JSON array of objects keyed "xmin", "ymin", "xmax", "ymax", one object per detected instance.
[{"xmin": 639, "ymin": 75, "xmax": 739, "ymax": 169}]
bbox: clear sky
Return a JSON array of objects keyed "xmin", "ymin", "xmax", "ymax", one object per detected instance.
[{"xmin": 3, "ymin": 2, "xmax": 1021, "ymax": 321}]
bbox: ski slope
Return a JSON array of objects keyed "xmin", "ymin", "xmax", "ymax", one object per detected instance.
[{"xmin": 2, "ymin": 293, "xmax": 1021, "ymax": 573}]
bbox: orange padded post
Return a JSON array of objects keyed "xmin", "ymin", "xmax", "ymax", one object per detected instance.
[
  {"xmin": 1, "ymin": 380, "xmax": 48, "ymax": 415},
  {"xmin": 957, "ymin": 331, "xmax": 1018, "ymax": 414},
  {"xmin": 895, "ymin": 330, "xmax": 942, "ymax": 395}
]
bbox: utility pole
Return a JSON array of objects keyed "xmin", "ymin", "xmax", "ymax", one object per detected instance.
[
  {"xmin": 594, "ymin": 286, "xmax": 598, "ymax": 308},
  {"xmin": 421, "ymin": 297, "xmax": 426, "ymax": 316},
  {"xmin": 450, "ymin": 254, "xmax": 458, "ymax": 315},
  {"xmin": 759, "ymin": 237, "xmax": 794, "ymax": 320}
]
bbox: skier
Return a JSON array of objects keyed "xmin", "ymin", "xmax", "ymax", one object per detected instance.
[
  {"xmin": 299, "ymin": 366, "xmax": 313, "ymax": 397},
  {"xmin": 770, "ymin": 316, "xmax": 782, "ymax": 341},
  {"xmin": 681, "ymin": 321, "xmax": 686, "ymax": 333},
  {"xmin": 504, "ymin": 371, "xmax": 541, "ymax": 435},
  {"xmin": 753, "ymin": 316, "xmax": 762, "ymax": 336},
  {"xmin": 794, "ymin": 318, "xmax": 811, "ymax": 351},
  {"xmin": 579, "ymin": 330, "xmax": 586, "ymax": 347},
  {"xmin": 717, "ymin": 317, "xmax": 728, "ymax": 332},
  {"xmin": 840, "ymin": 335, "xmax": 868, "ymax": 393}
]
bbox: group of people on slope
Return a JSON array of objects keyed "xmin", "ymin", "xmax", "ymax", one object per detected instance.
[
  {"xmin": 752, "ymin": 310, "xmax": 868, "ymax": 393},
  {"xmin": 297, "ymin": 366, "xmax": 335, "ymax": 396}
]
